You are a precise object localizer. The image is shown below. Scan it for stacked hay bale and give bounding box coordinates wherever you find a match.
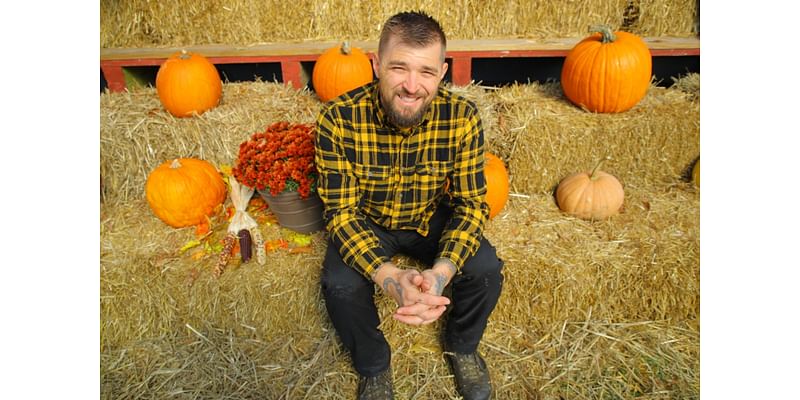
[100,74,699,399]
[100,0,699,48]
[101,1,699,398]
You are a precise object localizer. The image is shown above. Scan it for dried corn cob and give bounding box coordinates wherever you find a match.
[215,233,237,277]
[251,228,266,265]
[238,229,253,263]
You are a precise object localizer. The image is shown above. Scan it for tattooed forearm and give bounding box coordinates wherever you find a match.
[433,273,447,295]
[382,277,402,300]
[435,258,457,276]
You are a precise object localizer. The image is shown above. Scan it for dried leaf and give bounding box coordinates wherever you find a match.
[195,221,210,237]
[204,240,224,254]
[248,197,268,213]
[265,239,289,253]
[180,239,202,253]
[288,245,312,254]
[219,164,233,177]
[287,232,312,246]
[190,249,206,260]
[257,212,278,226]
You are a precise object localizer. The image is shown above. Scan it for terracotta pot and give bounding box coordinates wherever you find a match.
[258,190,325,234]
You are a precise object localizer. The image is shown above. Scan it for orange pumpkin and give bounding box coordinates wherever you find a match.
[312,41,373,102]
[560,25,652,113]
[156,50,222,117]
[485,153,510,219]
[556,158,624,219]
[145,158,227,228]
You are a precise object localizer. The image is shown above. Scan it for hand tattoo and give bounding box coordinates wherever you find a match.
[382,277,402,301]
[433,273,447,295]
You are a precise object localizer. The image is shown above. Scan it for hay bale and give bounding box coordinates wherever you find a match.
[100,0,699,48]
[488,80,700,195]
[100,82,321,205]
[100,78,699,398]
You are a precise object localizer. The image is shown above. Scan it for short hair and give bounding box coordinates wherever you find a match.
[378,11,447,59]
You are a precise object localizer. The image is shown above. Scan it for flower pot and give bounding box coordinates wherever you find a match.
[258,189,325,234]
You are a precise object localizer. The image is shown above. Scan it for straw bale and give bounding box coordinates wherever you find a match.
[101,0,699,48]
[100,81,321,205]
[101,184,698,398]
[487,80,700,195]
[101,78,699,398]
[100,81,497,206]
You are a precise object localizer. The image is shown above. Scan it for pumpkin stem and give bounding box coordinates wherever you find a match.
[170,159,182,169]
[589,156,611,180]
[179,49,191,60]
[341,41,351,55]
[589,24,617,43]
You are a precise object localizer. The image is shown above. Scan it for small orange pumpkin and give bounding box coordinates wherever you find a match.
[485,153,510,219]
[156,50,222,117]
[561,25,652,113]
[312,41,373,102]
[145,158,227,228]
[556,158,624,219]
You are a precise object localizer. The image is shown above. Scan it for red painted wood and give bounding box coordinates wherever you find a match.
[450,56,472,86]
[100,47,699,92]
[649,48,700,56]
[281,61,303,89]
[100,64,127,92]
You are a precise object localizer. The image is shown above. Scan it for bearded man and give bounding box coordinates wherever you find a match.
[314,10,504,400]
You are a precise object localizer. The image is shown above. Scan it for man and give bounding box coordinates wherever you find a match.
[314,11,504,400]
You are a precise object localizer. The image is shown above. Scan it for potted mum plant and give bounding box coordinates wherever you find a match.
[232,121,324,233]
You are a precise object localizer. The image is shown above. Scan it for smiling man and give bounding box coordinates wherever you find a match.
[314,11,504,400]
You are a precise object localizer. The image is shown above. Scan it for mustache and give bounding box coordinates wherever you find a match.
[397,88,423,98]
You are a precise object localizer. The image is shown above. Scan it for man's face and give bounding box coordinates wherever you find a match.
[373,37,448,128]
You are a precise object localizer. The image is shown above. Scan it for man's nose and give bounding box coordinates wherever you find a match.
[402,72,418,94]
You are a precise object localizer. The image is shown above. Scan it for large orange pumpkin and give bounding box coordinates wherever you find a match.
[560,25,652,113]
[145,158,227,228]
[485,153,510,219]
[312,41,373,102]
[156,50,222,117]
[556,159,624,220]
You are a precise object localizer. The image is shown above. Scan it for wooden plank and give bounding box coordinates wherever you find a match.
[100,37,699,61]
[101,37,699,92]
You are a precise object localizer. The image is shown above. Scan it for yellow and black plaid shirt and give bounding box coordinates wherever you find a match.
[314,81,489,279]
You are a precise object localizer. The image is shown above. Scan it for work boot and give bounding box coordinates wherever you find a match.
[357,367,394,400]
[445,351,492,400]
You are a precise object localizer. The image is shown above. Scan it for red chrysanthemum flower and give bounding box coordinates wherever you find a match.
[232,122,318,198]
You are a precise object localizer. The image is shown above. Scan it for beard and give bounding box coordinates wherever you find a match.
[380,86,434,129]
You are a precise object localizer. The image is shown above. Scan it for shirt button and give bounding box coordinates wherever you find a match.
[395,193,402,202]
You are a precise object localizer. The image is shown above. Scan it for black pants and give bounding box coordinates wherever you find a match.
[320,205,504,377]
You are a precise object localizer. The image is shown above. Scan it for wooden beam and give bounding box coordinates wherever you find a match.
[101,37,699,61]
[100,37,699,92]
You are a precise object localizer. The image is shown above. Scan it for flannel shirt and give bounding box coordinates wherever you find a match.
[314,81,489,279]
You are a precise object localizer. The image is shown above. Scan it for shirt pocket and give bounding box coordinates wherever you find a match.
[412,161,451,201]
[353,164,392,203]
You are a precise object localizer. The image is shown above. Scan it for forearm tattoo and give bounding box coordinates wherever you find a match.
[435,258,458,276]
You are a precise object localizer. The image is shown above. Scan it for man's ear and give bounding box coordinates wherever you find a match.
[372,53,380,78]
[440,61,449,80]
